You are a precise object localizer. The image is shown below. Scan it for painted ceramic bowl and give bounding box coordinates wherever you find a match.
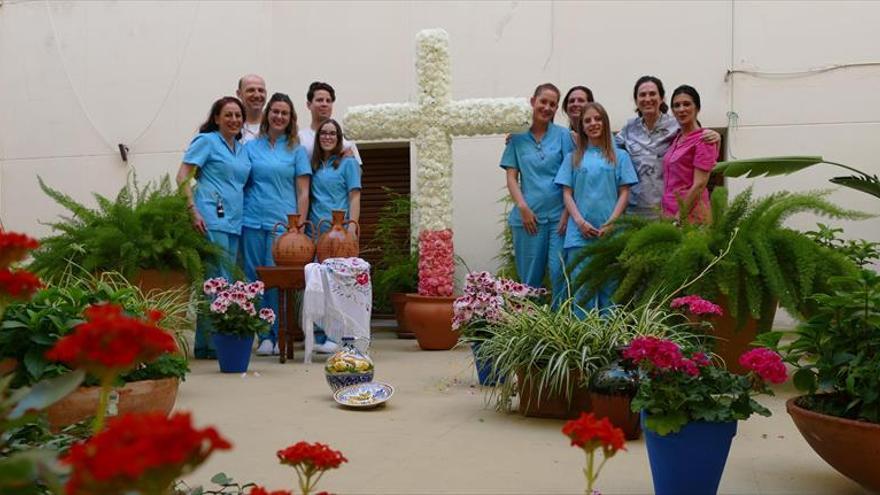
[333,382,394,409]
[325,371,374,392]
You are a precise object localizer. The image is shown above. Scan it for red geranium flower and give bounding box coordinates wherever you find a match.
[0,230,39,268]
[62,411,231,495]
[562,412,626,454]
[278,441,347,495]
[0,268,42,299]
[739,348,788,384]
[45,303,177,381]
[249,487,293,495]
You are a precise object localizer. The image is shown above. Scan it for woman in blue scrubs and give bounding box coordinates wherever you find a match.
[308,118,361,353]
[176,96,252,358]
[242,93,312,356]
[500,83,573,306]
[555,102,638,314]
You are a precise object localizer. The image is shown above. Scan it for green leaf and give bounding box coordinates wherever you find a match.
[645,411,688,436]
[715,156,824,178]
[22,350,46,381]
[210,472,232,485]
[8,370,85,419]
[792,368,817,393]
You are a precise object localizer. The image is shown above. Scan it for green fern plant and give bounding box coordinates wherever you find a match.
[568,187,868,330]
[30,174,224,284]
[368,188,417,313]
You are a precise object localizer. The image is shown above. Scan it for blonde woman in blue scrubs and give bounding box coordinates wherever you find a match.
[500,83,574,306]
[242,93,312,356]
[176,96,252,359]
[555,102,638,315]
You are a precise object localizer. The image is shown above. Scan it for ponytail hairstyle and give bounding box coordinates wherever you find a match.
[632,75,669,115]
[670,84,703,127]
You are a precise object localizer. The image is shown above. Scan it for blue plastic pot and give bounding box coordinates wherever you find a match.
[641,411,737,495]
[471,342,504,386]
[213,333,254,373]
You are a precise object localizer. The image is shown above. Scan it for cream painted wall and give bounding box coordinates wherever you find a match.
[1,1,878,281]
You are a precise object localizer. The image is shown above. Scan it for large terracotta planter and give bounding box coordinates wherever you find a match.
[390,292,415,339]
[405,294,458,350]
[45,377,179,430]
[0,358,17,376]
[133,269,190,295]
[700,296,777,374]
[787,396,880,492]
[517,369,591,419]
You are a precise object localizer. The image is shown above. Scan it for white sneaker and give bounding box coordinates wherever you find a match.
[313,341,339,354]
[272,343,280,355]
[256,339,274,356]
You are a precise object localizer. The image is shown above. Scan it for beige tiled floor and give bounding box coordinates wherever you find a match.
[177,331,869,495]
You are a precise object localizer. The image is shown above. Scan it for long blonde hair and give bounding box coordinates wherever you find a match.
[573,102,616,167]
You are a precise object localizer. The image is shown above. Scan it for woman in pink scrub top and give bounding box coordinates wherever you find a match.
[662,85,718,224]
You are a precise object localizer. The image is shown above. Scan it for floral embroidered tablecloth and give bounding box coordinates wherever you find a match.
[301,257,372,363]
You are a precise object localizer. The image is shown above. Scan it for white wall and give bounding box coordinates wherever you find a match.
[1,1,878,279]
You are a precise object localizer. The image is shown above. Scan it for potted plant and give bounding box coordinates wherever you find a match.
[568,186,864,369]
[625,336,787,495]
[367,189,419,338]
[202,277,275,373]
[478,297,693,419]
[759,265,880,492]
[0,269,190,430]
[405,229,458,350]
[30,174,225,292]
[454,271,546,385]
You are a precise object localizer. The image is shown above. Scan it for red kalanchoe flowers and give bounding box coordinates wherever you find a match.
[0,268,42,299]
[739,348,788,384]
[249,487,293,495]
[61,411,231,495]
[45,303,177,380]
[0,230,39,268]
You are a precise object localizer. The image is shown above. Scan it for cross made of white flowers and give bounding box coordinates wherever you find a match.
[344,28,530,297]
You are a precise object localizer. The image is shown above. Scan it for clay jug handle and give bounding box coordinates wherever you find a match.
[344,219,360,238]
[271,221,287,238]
[317,218,330,236]
[302,220,317,242]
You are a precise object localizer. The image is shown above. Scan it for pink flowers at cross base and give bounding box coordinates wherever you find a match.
[417,229,454,297]
[739,348,788,384]
[671,295,723,317]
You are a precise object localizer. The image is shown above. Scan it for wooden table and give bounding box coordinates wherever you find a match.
[255,266,305,363]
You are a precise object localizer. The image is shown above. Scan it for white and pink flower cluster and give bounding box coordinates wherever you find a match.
[452,271,547,330]
[202,277,275,324]
[418,229,455,297]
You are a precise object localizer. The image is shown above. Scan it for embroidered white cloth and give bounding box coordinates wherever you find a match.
[301,257,372,363]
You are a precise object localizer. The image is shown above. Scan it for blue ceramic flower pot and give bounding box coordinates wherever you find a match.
[471,342,504,386]
[641,411,737,495]
[213,333,254,373]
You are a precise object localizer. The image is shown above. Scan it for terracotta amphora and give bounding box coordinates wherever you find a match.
[316,210,359,262]
[272,213,316,267]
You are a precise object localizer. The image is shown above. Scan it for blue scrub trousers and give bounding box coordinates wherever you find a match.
[565,247,616,318]
[194,230,240,358]
[241,227,280,344]
[512,221,566,308]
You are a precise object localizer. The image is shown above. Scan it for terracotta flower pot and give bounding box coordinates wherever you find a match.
[405,294,458,350]
[45,377,180,431]
[589,392,641,440]
[787,396,880,492]
[133,269,190,295]
[695,296,777,374]
[390,292,415,339]
[0,358,18,376]
[517,368,591,419]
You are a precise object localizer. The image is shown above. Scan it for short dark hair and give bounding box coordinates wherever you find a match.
[307,82,336,103]
[633,75,669,115]
[199,96,245,140]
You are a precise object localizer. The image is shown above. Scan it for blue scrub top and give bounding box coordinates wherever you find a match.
[182,131,251,235]
[500,123,574,226]
[308,156,362,233]
[554,147,639,249]
[242,136,312,230]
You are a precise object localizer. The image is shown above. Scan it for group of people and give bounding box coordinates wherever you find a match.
[501,76,719,313]
[176,75,362,359]
[180,73,718,359]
